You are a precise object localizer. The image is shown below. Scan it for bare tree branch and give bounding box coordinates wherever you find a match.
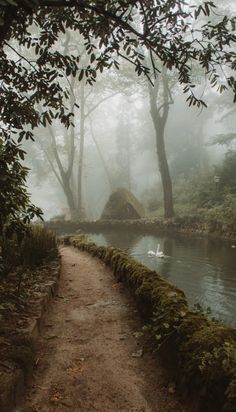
[85,92,120,119]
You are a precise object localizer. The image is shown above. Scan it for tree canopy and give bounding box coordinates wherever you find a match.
[0,0,235,232]
[1,2,236,111]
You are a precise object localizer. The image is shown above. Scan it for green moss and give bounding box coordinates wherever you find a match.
[176,315,236,411]
[178,316,236,375]
[101,188,145,220]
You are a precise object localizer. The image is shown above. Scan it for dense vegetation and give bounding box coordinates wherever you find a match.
[1,224,57,276]
[147,147,236,232]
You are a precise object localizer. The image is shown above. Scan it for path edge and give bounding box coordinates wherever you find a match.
[0,257,61,412]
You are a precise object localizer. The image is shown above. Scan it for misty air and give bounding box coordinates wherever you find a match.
[1,1,236,412]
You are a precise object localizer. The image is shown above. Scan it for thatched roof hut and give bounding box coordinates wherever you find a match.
[101,188,145,220]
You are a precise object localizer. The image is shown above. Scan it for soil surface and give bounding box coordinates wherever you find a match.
[15,246,187,412]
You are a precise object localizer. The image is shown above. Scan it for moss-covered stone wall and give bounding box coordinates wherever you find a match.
[66,234,236,412]
[47,218,236,240]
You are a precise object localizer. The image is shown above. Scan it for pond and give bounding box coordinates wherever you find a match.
[85,230,236,327]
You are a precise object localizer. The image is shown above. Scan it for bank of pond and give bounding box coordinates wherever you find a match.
[65,234,236,412]
[89,231,236,328]
[47,219,236,327]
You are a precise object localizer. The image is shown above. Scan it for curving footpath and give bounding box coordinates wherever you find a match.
[14,246,187,412]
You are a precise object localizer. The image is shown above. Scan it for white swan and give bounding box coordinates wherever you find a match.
[147,244,164,258]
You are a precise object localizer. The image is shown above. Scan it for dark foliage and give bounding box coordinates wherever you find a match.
[0,139,43,239]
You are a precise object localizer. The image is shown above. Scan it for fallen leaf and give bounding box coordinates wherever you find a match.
[131,349,143,358]
[62,400,73,408]
[37,385,48,390]
[50,391,63,403]
[112,282,123,289]
[0,361,15,370]
[167,291,177,298]
[133,331,143,338]
[180,311,186,318]
[168,383,176,394]
[45,334,59,340]
[66,365,84,376]
[119,336,126,341]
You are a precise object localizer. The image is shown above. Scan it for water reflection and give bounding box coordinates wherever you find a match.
[104,231,141,252]
[87,231,236,326]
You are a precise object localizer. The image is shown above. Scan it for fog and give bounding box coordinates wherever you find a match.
[24,72,235,220]
[18,1,235,222]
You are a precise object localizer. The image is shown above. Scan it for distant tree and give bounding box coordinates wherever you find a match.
[211,132,236,148]
[148,67,175,217]
[27,31,121,219]
[31,77,120,219]
[112,111,132,191]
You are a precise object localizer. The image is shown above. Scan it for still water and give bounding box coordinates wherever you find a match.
[86,230,236,326]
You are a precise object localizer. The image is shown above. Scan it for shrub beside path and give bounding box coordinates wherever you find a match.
[15,246,187,412]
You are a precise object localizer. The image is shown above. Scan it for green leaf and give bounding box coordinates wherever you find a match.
[78,70,84,81]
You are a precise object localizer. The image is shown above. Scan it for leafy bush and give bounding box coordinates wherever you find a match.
[217,150,236,194]
[20,225,57,267]
[187,172,224,209]
[205,194,236,225]
[171,150,236,227]
[0,139,43,240]
[185,151,236,210]
[1,225,57,275]
[0,139,45,275]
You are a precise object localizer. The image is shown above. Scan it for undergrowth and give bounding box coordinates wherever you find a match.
[1,224,57,276]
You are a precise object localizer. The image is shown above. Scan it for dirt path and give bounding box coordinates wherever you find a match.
[15,246,187,412]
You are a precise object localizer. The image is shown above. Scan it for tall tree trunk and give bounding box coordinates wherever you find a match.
[148,71,174,218]
[62,177,77,220]
[77,78,85,218]
[151,116,174,218]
